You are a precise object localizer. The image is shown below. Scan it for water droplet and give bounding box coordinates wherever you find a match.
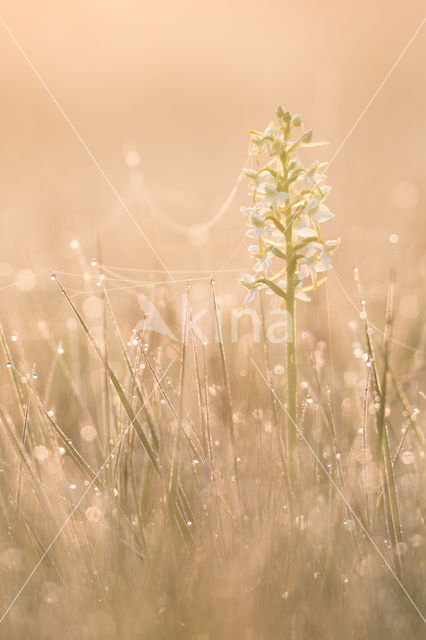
[50,273,57,281]
[69,484,77,490]
[57,343,64,355]
[70,239,79,250]
[6,361,12,368]
[90,258,97,267]
[10,335,18,342]
[210,278,216,286]
[389,233,399,244]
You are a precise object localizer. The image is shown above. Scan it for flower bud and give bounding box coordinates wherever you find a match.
[276,106,291,123]
[301,129,313,143]
[292,114,302,127]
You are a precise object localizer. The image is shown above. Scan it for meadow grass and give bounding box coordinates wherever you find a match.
[0,259,425,639]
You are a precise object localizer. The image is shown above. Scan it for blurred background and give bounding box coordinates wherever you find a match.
[0,0,425,337]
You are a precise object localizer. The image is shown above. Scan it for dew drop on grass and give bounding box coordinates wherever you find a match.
[90,258,97,267]
[389,234,399,244]
[70,239,79,249]
[6,361,12,368]
[57,343,64,355]
[10,335,18,342]
[69,484,77,490]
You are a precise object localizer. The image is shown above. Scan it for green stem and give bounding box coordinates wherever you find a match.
[285,228,297,484]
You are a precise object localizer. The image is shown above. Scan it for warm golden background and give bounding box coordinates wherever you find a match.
[0,1,425,318]
[1,6,426,638]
